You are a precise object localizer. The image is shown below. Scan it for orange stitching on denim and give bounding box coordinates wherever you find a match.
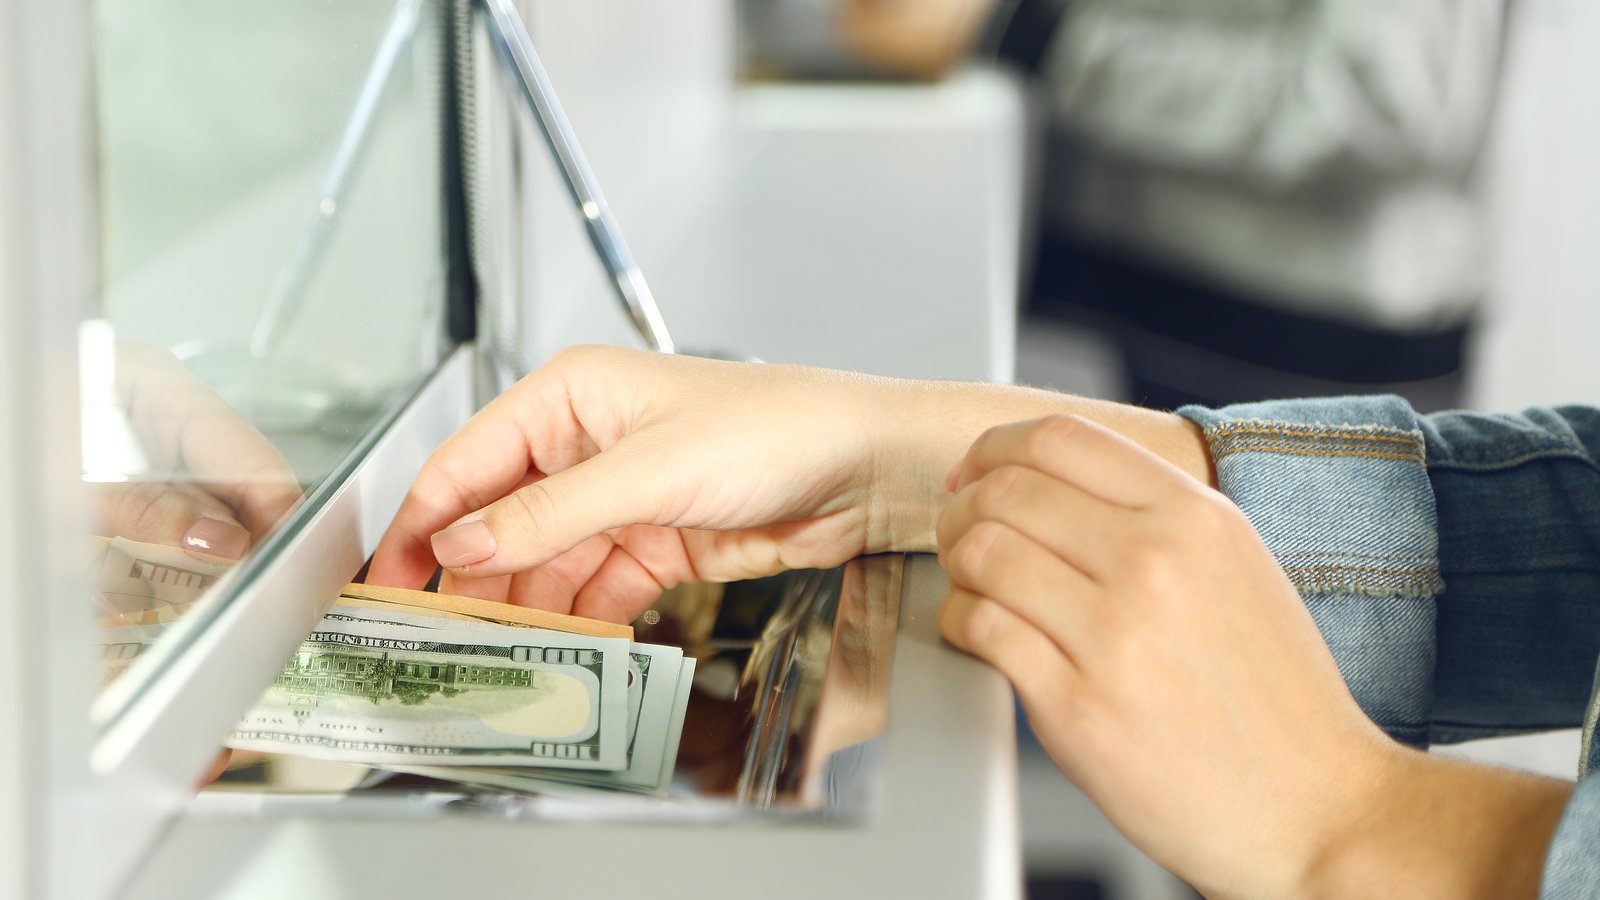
[1282,563,1442,596]
[1213,445,1423,464]
[1206,422,1419,445]
[1206,422,1425,465]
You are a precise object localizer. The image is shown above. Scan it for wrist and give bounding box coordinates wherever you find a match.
[1297,741,1574,900]
[861,381,1216,553]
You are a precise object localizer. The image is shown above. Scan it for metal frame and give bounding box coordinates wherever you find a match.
[93,346,476,888]
[0,0,109,896]
[0,4,482,895]
[478,0,676,354]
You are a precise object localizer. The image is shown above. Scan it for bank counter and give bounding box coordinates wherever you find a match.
[0,2,1026,898]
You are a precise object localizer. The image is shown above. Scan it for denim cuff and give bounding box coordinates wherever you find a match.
[1177,396,1442,745]
[1542,774,1600,898]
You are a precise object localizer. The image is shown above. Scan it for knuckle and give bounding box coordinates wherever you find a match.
[423,458,492,516]
[943,593,1003,651]
[544,343,620,380]
[503,483,557,536]
[1173,484,1230,523]
[950,520,1009,583]
[131,487,198,538]
[1022,414,1081,465]
[972,465,1028,514]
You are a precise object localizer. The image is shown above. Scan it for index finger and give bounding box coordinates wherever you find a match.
[365,357,621,587]
[367,409,546,588]
[953,414,1190,508]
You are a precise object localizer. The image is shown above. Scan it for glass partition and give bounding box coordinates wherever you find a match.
[87,0,460,702]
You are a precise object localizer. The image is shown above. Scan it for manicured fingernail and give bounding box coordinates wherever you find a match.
[182,516,249,560]
[431,520,496,568]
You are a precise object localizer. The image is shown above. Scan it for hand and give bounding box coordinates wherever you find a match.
[368,346,948,622]
[937,414,1575,897]
[836,0,998,80]
[937,414,1399,895]
[96,342,300,560]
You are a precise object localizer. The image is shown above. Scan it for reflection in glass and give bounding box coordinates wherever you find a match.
[87,0,457,695]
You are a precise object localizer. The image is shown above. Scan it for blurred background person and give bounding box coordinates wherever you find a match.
[822,0,1510,411]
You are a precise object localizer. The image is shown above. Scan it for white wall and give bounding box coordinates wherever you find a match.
[1472,0,1600,410]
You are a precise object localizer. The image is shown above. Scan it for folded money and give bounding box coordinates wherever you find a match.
[230,590,696,794]
[228,615,632,770]
[397,647,696,796]
[91,538,696,792]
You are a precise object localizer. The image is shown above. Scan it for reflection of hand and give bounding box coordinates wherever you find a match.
[936,415,1573,896]
[368,346,1208,623]
[835,0,998,80]
[97,342,300,560]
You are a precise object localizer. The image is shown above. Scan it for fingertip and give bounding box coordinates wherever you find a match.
[431,519,497,569]
[182,516,250,561]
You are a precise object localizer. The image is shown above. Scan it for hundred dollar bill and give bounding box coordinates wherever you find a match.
[399,654,696,796]
[328,603,675,768]
[324,603,652,752]
[228,617,630,770]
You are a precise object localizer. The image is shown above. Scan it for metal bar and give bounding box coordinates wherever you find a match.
[249,0,424,358]
[478,0,676,354]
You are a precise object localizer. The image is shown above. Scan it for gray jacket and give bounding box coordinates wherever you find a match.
[1034,0,1508,329]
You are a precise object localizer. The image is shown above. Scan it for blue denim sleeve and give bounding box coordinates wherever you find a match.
[1178,398,1600,740]
[1177,396,1446,745]
[1177,398,1600,899]
[1419,406,1600,741]
[1543,772,1600,899]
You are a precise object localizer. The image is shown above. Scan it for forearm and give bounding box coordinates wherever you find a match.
[866,379,1213,553]
[1306,746,1573,899]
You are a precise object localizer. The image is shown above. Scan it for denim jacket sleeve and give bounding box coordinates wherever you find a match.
[1176,397,1600,899]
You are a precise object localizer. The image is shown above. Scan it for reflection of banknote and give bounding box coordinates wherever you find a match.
[94,622,170,688]
[228,618,631,770]
[93,536,232,626]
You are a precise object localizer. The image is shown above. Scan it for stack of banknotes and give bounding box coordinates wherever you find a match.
[225,584,697,796]
[92,537,695,796]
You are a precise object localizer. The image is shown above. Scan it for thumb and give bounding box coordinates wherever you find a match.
[428,444,662,579]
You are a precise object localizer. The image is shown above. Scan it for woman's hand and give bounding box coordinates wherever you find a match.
[368,347,928,621]
[936,413,1401,896]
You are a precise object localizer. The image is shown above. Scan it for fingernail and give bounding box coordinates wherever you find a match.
[431,520,496,568]
[182,517,249,560]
